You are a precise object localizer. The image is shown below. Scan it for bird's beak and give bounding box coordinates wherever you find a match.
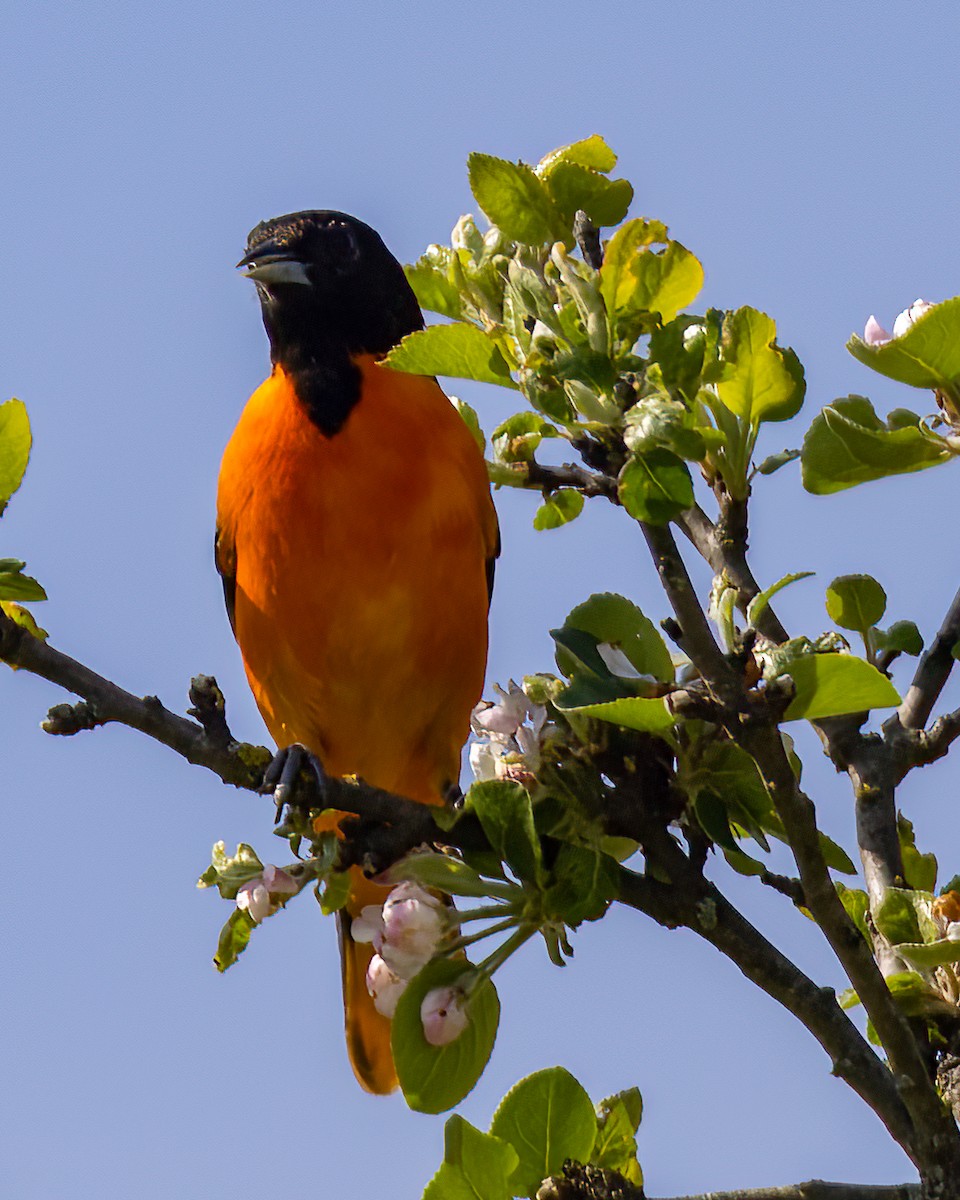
[237,242,311,286]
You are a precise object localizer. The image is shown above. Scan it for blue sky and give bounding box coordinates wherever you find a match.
[4,3,960,1195]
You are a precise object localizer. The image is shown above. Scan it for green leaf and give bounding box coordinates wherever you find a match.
[405,259,464,321]
[896,939,960,968]
[801,396,952,495]
[0,398,31,515]
[847,298,960,393]
[560,592,674,682]
[694,791,739,852]
[451,397,486,453]
[543,844,620,926]
[534,489,584,531]
[899,814,938,893]
[388,850,518,902]
[0,600,48,642]
[537,135,618,176]
[722,846,767,876]
[394,960,500,1115]
[836,883,871,943]
[618,448,694,524]
[213,909,255,972]
[781,653,901,721]
[825,574,887,633]
[0,567,47,602]
[543,162,633,230]
[422,1116,518,1200]
[384,324,517,389]
[875,620,924,658]
[490,1067,598,1199]
[884,971,960,1019]
[716,308,805,426]
[317,869,351,915]
[468,153,564,245]
[197,840,264,900]
[465,780,543,885]
[627,242,704,325]
[755,448,801,476]
[746,571,814,629]
[492,412,558,463]
[593,1089,643,1186]
[874,888,923,946]
[553,693,675,734]
[599,219,669,314]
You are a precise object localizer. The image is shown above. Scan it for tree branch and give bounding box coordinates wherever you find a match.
[644,1184,920,1200]
[895,584,960,732]
[487,458,618,500]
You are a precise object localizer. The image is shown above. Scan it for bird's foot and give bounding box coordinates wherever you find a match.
[261,742,328,820]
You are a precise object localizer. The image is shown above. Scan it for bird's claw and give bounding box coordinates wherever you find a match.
[262,742,327,820]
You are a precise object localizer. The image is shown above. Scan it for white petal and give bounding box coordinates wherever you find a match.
[863,315,891,346]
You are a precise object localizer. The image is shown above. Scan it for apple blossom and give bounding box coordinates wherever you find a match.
[420,984,469,1046]
[235,865,299,924]
[863,299,935,346]
[365,954,407,1018]
[469,680,549,783]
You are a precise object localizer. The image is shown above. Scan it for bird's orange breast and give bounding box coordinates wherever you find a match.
[216,356,496,806]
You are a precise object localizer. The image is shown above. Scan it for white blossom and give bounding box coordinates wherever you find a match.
[420,985,469,1046]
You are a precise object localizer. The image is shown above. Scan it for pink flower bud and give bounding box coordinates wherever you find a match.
[381,883,449,979]
[863,315,892,346]
[236,879,273,923]
[261,865,299,895]
[421,985,469,1046]
[235,865,299,923]
[365,954,407,1018]
[892,298,934,339]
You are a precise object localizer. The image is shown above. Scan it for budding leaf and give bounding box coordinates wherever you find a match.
[422,1116,518,1200]
[593,1088,643,1186]
[384,324,517,389]
[875,620,924,658]
[755,448,801,476]
[898,815,938,893]
[468,153,564,245]
[198,841,264,900]
[717,308,805,426]
[782,654,900,721]
[801,396,951,494]
[835,884,871,943]
[618,449,694,524]
[825,574,887,633]
[533,489,584,531]
[490,1067,598,1200]
[394,960,500,1115]
[0,600,48,642]
[0,398,31,516]
[847,297,960,393]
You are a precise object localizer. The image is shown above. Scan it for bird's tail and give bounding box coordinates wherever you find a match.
[337,872,398,1095]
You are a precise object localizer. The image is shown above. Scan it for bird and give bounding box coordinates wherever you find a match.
[215,210,499,1093]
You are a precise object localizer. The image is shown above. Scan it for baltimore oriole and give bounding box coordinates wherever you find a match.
[215,211,499,1093]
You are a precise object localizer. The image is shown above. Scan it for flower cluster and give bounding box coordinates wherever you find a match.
[469,680,549,785]
[352,882,467,1044]
[235,864,300,923]
[863,298,934,346]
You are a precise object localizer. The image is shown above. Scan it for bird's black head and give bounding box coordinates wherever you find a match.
[239,210,424,362]
[238,211,424,434]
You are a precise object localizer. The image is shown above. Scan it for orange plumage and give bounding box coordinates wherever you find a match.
[216,212,497,1092]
